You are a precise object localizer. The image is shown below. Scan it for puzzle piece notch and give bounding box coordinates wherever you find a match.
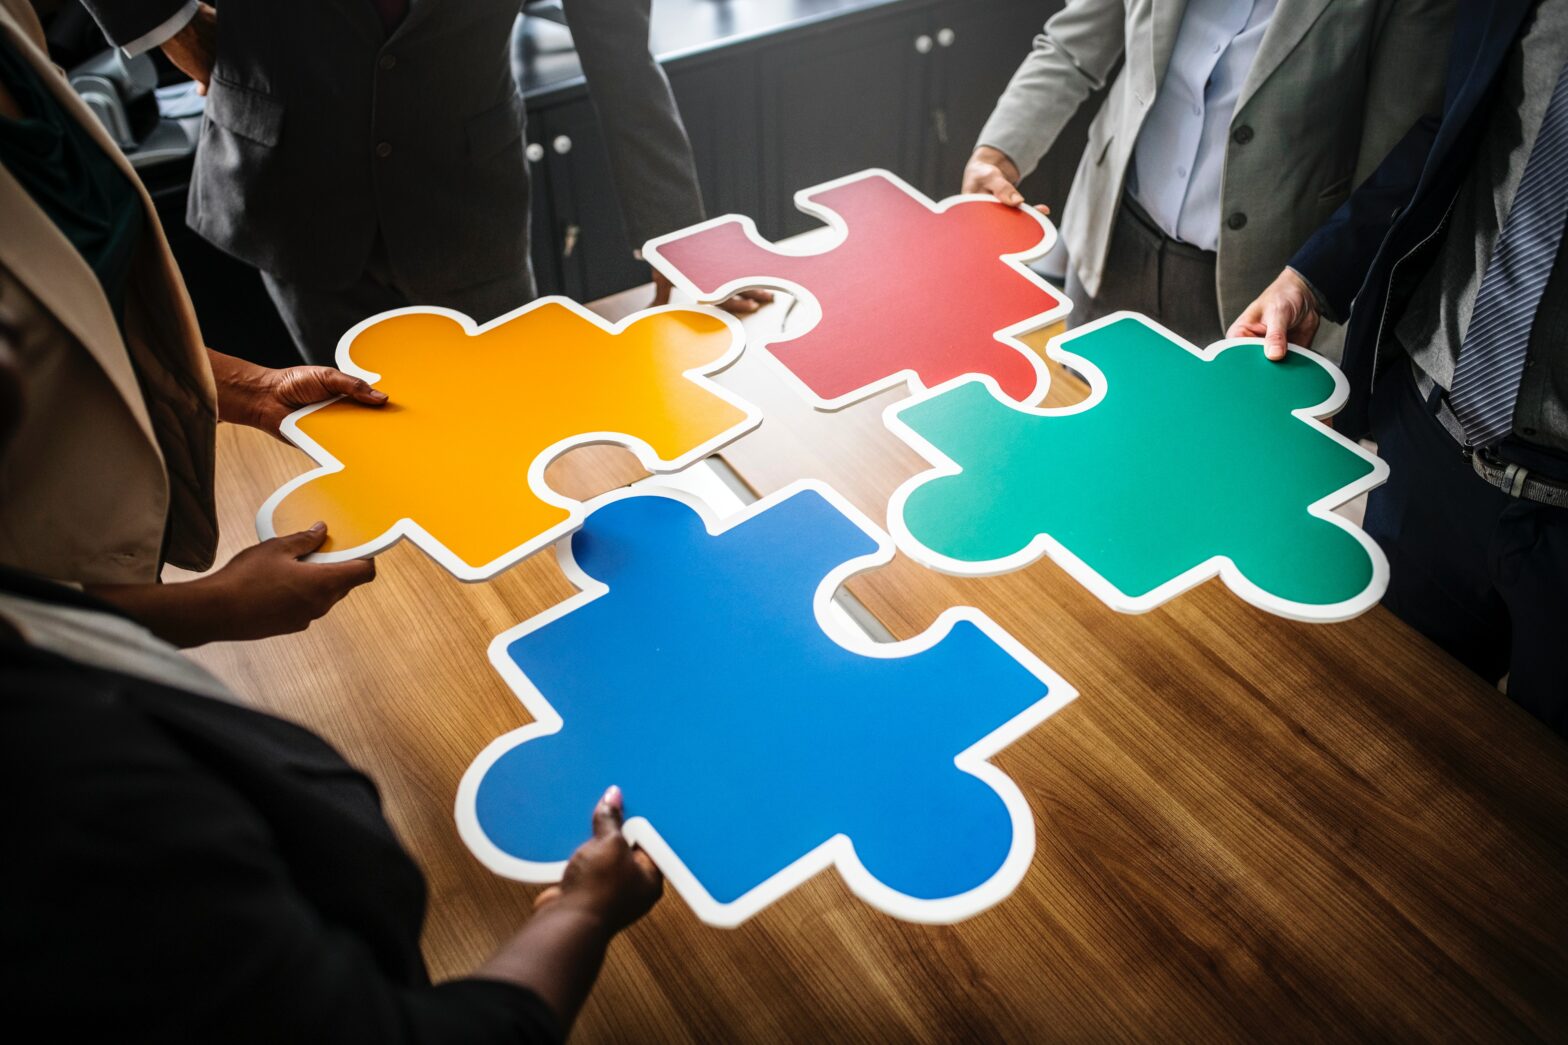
[461,485,1071,923]
[889,315,1389,619]
[259,300,759,578]
[646,169,1067,408]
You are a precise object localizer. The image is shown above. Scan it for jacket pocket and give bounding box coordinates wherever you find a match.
[205,77,285,148]
[467,95,525,160]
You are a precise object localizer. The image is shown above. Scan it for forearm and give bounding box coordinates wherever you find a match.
[565,0,705,242]
[1353,0,1456,187]
[470,902,615,1034]
[1289,113,1441,320]
[976,0,1127,179]
[207,348,273,427]
[85,579,221,648]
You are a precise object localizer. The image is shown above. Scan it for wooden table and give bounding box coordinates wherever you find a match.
[178,284,1568,1041]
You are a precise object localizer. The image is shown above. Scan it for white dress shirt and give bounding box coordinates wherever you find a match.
[1129,0,1278,251]
[120,0,198,57]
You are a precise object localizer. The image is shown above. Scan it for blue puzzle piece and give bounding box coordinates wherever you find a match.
[456,482,1075,926]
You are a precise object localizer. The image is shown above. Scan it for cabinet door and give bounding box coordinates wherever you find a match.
[524,115,563,297]
[757,8,934,239]
[927,0,1096,207]
[532,97,652,303]
[668,55,763,226]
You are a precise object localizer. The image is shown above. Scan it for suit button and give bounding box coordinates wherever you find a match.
[379,53,397,71]
[1232,124,1254,144]
[376,141,393,158]
[1227,211,1248,230]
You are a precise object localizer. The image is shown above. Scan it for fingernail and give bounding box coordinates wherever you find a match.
[603,784,622,806]
[370,390,389,402]
[310,521,327,533]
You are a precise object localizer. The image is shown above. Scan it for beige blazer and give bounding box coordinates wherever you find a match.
[978,0,1456,354]
[0,0,218,585]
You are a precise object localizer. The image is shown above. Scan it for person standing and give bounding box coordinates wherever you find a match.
[77,0,768,365]
[1230,0,1568,735]
[2,0,379,644]
[962,0,1455,351]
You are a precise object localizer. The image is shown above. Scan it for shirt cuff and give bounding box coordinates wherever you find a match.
[121,0,199,59]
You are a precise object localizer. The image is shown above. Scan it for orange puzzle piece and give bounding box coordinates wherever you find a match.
[257,300,761,580]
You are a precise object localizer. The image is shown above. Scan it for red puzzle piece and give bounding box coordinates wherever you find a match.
[644,169,1070,410]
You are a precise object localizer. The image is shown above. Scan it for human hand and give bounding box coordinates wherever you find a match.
[190,525,376,642]
[963,146,1051,217]
[162,2,217,96]
[533,785,663,935]
[650,268,774,315]
[1227,268,1322,361]
[210,350,388,439]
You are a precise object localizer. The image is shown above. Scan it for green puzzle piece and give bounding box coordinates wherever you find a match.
[886,314,1390,622]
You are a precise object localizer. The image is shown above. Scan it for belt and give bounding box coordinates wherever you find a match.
[1119,194,1218,264]
[1412,362,1568,508]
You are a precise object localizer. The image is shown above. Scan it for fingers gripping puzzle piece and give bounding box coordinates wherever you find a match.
[456,484,1075,926]
[257,300,760,580]
[887,314,1391,622]
[644,169,1069,409]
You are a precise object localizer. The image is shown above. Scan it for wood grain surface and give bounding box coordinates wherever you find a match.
[174,285,1568,1042]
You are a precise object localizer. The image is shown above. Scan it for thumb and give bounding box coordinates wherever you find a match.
[320,369,389,406]
[592,785,624,840]
[1262,301,1292,362]
[275,521,329,557]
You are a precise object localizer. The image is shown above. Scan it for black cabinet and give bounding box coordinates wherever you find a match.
[923,0,1101,211]
[526,98,649,302]
[526,51,770,302]
[754,7,931,239]
[525,0,1082,301]
[924,0,1044,195]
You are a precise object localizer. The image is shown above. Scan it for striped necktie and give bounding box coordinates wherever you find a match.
[368,0,409,35]
[1449,61,1568,450]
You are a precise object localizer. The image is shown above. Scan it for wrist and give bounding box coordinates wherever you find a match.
[971,145,1020,183]
[1284,267,1328,318]
[534,894,618,944]
[208,349,276,429]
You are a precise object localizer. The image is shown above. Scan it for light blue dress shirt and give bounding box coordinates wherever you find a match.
[1129,0,1278,251]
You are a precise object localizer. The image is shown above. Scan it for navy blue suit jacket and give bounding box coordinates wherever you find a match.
[1290,0,1536,437]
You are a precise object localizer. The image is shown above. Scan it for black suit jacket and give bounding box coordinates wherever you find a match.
[0,570,558,1043]
[79,0,704,294]
[1289,0,1536,437]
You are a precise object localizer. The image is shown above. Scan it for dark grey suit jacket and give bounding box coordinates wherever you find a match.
[83,0,705,294]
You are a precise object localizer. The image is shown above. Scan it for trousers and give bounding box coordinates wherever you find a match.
[1365,363,1568,736]
[1065,196,1224,346]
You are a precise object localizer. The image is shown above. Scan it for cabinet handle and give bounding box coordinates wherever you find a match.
[914,33,933,54]
[552,134,573,155]
[937,27,956,47]
[525,142,545,163]
[563,223,580,259]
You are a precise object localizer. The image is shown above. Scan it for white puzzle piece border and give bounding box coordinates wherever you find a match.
[255,298,763,582]
[883,312,1392,623]
[642,168,1073,412]
[455,478,1078,928]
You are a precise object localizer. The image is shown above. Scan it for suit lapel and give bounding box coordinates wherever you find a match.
[1234,0,1334,114]
[388,0,450,44]
[0,11,161,449]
